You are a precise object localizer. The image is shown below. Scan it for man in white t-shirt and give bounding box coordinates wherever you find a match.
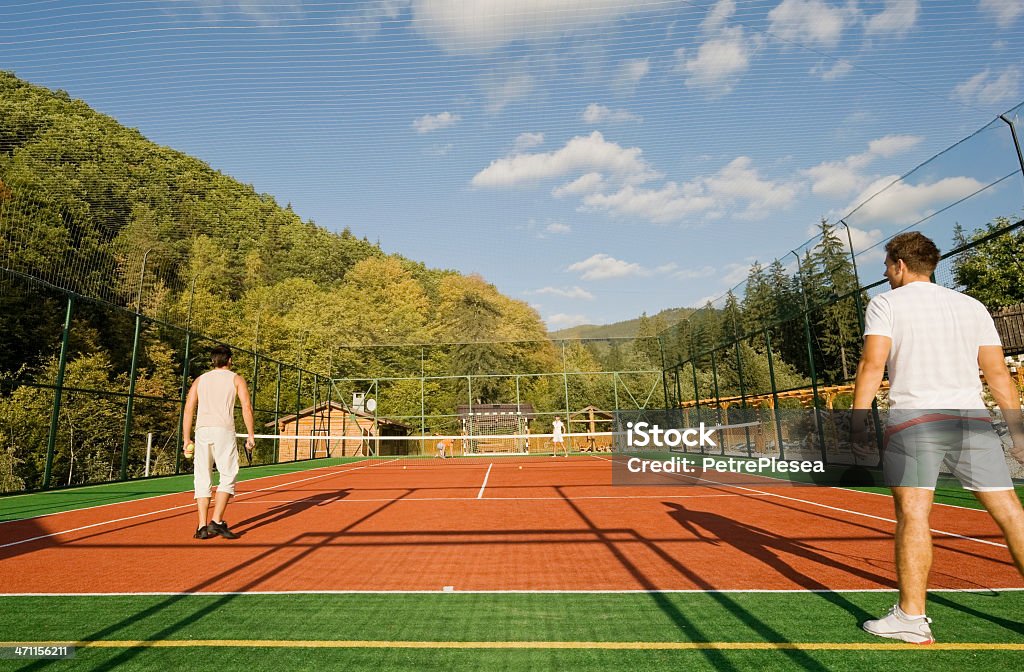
[851,232,1024,643]
[551,416,567,457]
[182,345,256,540]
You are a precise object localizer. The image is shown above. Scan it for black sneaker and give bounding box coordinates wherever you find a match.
[193,525,212,540]
[207,520,240,539]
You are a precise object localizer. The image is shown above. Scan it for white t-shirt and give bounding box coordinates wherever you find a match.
[863,281,1001,409]
[551,420,564,442]
[196,369,238,430]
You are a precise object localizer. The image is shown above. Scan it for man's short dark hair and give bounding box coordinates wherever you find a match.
[884,232,940,275]
[211,345,232,368]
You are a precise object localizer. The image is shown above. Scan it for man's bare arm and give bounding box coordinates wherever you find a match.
[850,335,891,454]
[236,375,256,449]
[182,380,199,445]
[978,345,1024,462]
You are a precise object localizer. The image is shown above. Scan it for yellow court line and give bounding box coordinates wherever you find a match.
[5,640,1024,651]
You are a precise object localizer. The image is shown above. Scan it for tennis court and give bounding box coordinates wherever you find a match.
[2,454,1023,670]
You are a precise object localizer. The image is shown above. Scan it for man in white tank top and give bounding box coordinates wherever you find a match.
[182,345,256,540]
[851,232,1024,643]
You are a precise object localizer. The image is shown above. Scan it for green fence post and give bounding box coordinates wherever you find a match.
[120,313,142,481]
[175,331,192,475]
[765,329,785,460]
[294,368,302,462]
[274,362,282,464]
[43,295,74,490]
[658,335,669,409]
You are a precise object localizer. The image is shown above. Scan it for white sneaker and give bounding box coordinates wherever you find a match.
[862,605,934,644]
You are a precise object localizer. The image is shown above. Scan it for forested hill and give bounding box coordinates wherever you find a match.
[0,71,552,379]
[550,307,693,341]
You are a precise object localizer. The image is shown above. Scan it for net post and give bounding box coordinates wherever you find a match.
[43,295,74,490]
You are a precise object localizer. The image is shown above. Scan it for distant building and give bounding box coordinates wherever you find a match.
[270,400,411,460]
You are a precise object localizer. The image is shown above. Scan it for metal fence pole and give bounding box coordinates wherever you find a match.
[274,362,282,464]
[120,313,142,481]
[764,329,786,459]
[43,295,74,490]
[175,331,192,475]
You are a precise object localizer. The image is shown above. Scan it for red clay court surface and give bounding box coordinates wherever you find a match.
[1,455,1022,595]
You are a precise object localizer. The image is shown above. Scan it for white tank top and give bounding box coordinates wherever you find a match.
[196,369,237,429]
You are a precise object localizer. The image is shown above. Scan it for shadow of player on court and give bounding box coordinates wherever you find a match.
[231,488,353,534]
[663,500,881,623]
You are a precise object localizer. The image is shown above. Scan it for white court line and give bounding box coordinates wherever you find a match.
[585,454,1010,550]
[477,464,493,500]
[667,470,1013,550]
[0,460,392,551]
[2,587,1022,597]
[231,493,770,504]
[0,458,375,526]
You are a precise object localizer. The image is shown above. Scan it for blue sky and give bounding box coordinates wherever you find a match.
[2,0,1023,329]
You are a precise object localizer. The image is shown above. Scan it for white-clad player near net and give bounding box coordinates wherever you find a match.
[551,416,567,457]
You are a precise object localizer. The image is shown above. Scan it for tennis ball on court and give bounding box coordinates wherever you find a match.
[518,465,522,470]
[403,466,407,470]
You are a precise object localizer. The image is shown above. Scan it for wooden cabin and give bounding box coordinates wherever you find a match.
[270,400,411,460]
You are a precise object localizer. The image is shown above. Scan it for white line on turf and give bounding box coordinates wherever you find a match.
[0,460,391,550]
[477,464,493,499]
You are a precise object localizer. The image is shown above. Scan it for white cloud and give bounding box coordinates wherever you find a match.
[845,175,988,226]
[811,59,853,81]
[613,58,650,94]
[952,65,1022,106]
[514,132,545,151]
[547,313,591,328]
[336,0,406,39]
[471,131,660,187]
[567,253,650,280]
[545,222,572,234]
[979,0,1024,27]
[722,262,752,286]
[483,72,535,114]
[804,134,922,198]
[702,0,736,33]
[582,103,642,124]
[845,225,884,255]
[552,172,607,197]
[412,111,461,133]
[582,183,717,223]
[187,0,305,26]
[676,27,756,94]
[582,156,797,223]
[865,0,919,36]
[867,134,922,157]
[533,286,594,300]
[412,0,655,53]
[768,0,854,48]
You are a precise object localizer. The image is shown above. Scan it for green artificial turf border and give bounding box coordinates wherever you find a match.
[1,592,1022,671]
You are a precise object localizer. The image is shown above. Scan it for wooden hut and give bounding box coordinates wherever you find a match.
[270,401,411,460]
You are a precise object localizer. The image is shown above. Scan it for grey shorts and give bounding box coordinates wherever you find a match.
[883,411,1013,491]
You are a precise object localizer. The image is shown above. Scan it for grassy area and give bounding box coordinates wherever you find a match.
[0,458,365,522]
[0,592,1021,670]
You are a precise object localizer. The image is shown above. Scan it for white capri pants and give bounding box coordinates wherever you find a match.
[193,426,240,499]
